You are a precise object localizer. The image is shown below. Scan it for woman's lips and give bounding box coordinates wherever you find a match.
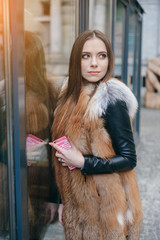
[88,71,100,75]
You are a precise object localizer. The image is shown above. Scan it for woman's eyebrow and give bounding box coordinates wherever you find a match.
[82,51,107,54]
[98,51,107,54]
[82,51,90,54]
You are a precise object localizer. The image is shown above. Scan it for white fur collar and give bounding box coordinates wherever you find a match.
[85,78,138,119]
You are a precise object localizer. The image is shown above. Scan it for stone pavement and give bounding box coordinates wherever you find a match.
[43,107,160,240]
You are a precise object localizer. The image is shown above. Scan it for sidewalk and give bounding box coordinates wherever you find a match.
[136,107,160,240]
[43,107,160,240]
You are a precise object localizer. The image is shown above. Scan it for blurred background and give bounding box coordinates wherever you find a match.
[0,0,160,239]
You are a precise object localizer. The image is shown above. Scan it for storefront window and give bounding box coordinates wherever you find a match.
[0,0,10,238]
[114,1,126,79]
[24,0,77,239]
[89,0,111,40]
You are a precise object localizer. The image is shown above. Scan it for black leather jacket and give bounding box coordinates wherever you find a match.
[81,100,137,175]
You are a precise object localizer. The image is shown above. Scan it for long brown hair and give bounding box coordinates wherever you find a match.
[25,31,48,101]
[63,29,114,104]
[25,31,50,135]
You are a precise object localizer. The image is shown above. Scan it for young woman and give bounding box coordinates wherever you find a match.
[50,30,143,240]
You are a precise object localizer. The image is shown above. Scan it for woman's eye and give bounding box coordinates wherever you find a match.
[82,54,90,59]
[99,54,107,59]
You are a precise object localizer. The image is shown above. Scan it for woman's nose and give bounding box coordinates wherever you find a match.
[91,57,98,67]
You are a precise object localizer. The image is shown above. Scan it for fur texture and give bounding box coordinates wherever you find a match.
[85,78,138,120]
[52,78,143,240]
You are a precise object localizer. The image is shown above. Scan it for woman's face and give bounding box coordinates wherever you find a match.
[81,37,109,83]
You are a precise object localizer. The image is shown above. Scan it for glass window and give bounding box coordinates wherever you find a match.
[24,0,77,239]
[0,0,10,238]
[89,0,111,40]
[134,18,141,97]
[114,1,126,79]
[127,8,136,90]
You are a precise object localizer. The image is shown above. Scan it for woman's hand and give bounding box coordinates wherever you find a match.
[58,204,64,225]
[49,141,85,168]
[45,202,58,224]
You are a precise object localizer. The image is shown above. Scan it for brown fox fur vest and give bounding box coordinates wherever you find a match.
[52,78,143,240]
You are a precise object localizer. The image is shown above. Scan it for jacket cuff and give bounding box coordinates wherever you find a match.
[81,154,114,175]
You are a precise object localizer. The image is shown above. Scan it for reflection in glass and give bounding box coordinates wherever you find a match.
[89,0,111,40]
[0,0,10,238]
[25,31,53,239]
[24,1,76,239]
[114,1,125,79]
[24,0,76,76]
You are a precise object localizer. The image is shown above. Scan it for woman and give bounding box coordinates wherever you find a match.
[50,30,143,240]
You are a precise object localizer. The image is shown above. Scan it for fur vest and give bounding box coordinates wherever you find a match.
[52,78,143,240]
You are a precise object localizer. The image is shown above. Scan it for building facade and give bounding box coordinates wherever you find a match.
[139,0,160,76]
[0,0,143,239]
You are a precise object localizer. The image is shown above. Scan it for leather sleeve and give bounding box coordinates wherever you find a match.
[49,183,62,204]
[48,159,62,204]
[81,100,137,175]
